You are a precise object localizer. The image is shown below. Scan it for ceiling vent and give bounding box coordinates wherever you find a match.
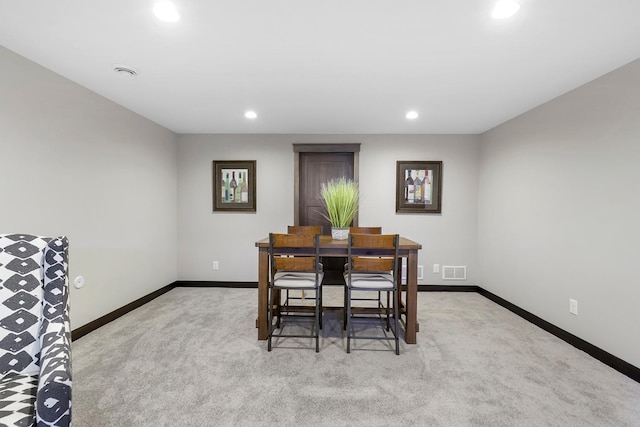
[113,66,138,77]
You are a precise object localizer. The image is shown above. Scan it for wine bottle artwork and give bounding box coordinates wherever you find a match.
[224,172,230,202]
[220,169,250,204]
[240,171,249,202]
[423,170,432,203]
[405,169,415,203]
[221,174,227,202]
[414,171,423,203]
[229,171,237,202]
[236,172,242,203]
[237,172,249,203]
[396,161,442,214]
[214,161,256,212]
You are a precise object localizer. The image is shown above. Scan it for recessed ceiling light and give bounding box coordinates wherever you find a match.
[153,1,180,22]
[244,111,258,119]
[491,0,520,19]
[405,111,419,120]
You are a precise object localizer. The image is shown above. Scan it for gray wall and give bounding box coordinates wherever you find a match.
[478,59,640,367]
[3,42,638,369]
[177,134,480,284]
[0,46,178,329]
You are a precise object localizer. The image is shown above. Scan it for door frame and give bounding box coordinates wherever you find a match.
[293,143,361,226]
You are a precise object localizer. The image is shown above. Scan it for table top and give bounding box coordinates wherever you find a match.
[255,235,421,250]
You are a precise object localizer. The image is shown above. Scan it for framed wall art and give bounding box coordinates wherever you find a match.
[213,160,256,212]
[396,161,443,214]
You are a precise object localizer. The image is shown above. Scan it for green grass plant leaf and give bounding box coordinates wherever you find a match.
[320,178,359,227]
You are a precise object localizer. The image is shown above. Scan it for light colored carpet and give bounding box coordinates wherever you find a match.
[72,287,640,426]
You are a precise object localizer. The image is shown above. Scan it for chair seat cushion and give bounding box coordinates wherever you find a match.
[348,271,393,280]
[0,373,37,427]
[274,271,324,289]
[274,271,316,279]
[345,272,394,290]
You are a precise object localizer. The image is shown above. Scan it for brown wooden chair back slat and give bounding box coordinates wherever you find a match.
[274,256,315,271]
[271,232,317,249]
[347,233,399,273]
[352,257,394,272]
[287,225,323,235]
[350,233,396,249]
[349,226,382,234]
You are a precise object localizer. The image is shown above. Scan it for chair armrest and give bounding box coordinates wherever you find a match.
[36,237,71,427]
[37,322,72,426]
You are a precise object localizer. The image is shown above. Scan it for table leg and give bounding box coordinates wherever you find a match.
[258,247,269,340]
[405,250,418,344]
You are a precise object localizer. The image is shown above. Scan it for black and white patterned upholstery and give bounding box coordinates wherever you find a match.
[0,234,71,427]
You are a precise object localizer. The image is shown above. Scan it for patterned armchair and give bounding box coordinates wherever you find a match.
[0,234,71,427]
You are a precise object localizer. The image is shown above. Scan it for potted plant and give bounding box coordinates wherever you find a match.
[320,177,359,240]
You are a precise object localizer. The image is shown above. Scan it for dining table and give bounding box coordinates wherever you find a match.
[255,234,422,344]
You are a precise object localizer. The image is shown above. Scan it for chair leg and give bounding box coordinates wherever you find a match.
[315,286,320,353]
[346,286,352,353]
[268,286,274,352]
[319,287,323,330]
[343,284,348,330]
[386,290,391,331]
[276,289,282,328]
[394,287,400,355]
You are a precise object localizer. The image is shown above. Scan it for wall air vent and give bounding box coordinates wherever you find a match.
[442,265,467,281]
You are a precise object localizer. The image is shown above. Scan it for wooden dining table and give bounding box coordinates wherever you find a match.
[255,235,422,344]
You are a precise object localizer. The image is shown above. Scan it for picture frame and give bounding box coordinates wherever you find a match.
[396,161,443,214]
[213,160,256,212]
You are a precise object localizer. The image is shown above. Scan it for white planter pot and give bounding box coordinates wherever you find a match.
[331,227,349,240]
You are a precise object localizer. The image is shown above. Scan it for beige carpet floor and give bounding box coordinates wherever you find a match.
[72,287,640,426]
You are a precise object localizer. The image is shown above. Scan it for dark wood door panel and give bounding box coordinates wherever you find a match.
[300,152,354,232]
[305,161,349,203]
[305,207,328,230]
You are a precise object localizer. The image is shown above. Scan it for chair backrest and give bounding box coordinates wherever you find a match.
[269,233,321,275]
[347,233,399,274]
[287,225,323,235]
[0,234,69,376]
[349,226,381,234]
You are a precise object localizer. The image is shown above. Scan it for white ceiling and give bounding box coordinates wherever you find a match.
[1,1,640,134]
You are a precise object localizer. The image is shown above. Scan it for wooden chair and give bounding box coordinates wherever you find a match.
[341,227,383,328]
[282,226,323,325]
[268,233,324,352]
[344,233,400,354]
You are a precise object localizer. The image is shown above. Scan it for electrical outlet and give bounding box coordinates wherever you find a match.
[433,264,440,274]
[569,299,578,315]
[212,261,219,271]
[418,265,424,280]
